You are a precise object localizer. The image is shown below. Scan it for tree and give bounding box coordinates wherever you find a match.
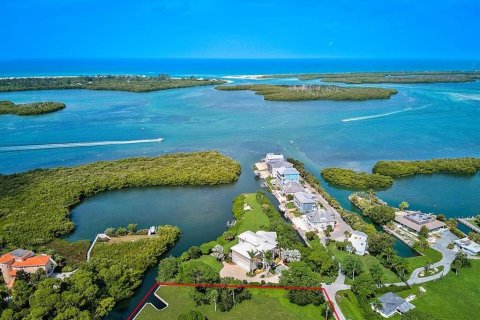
[305,231,317,241]
[419,225,429,239]
[342,256,363,281]
[367,233,394,256]
[210,289,219,311]
[279,262,324,306]
[343,230,351,240]
[352,273,375,298]
[157,257,179,281]
[369,264,384,287]
[178,261,220,284]
[281,249,301,263]
[247,250,258,271]
[187,246,202,260]
[324,225,333,238]
[399,201,409,210]
[211,244,224,261]
[453,259,462,275]
[365,205,395,225]
[475,214,480,226]
[127,223,137,234]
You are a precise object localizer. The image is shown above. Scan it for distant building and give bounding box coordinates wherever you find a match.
[293,192,317,213]
[395,211,446,234]
[276,167,300,185]
[373,292,415,318]
[230,231,278,271]
[348,231,368,256]
[305,208,336,230]
[0,249,56,288]
[264,153,284,164]
[267,160,294,176]
[454,237,480,256]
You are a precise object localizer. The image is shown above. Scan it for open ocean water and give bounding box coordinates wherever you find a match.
[0,58,479,318]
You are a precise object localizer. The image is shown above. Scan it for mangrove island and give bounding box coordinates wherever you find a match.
[0,100,66,116]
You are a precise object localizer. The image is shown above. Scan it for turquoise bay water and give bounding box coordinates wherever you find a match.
[1,59,479,318]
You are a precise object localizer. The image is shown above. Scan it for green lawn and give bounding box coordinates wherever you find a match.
[328,243,401,284]
[136,286,326,320]
[337,290,369,320]
[405,246,442,273]
[340,261,480,320]
[194,255,223,273]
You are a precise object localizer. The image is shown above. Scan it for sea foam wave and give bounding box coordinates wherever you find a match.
[342,104,432,122]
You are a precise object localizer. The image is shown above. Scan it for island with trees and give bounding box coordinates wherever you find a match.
[260,71,480,84]
[215,84,397,101]
[321,167,393,189]
[0,75,225,93]
[0,100,65,115]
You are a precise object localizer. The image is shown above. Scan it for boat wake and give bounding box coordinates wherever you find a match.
[448,93,480,101]
[0,138,164,153]
[341,104,432,122]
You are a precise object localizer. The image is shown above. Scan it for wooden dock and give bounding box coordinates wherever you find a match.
[458,218,480,233]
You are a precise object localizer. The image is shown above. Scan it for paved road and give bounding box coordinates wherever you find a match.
[322,269,351,320]
[389,230,458,286]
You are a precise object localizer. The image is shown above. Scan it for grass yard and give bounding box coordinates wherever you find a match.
[337,290,369,320]
[405,246,442,273]
[339,261,480,320]
[194,255,223,273]
[136,286,326,320]
[328,243,401,283]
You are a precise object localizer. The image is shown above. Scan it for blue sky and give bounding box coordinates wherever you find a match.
[1,0,479,59]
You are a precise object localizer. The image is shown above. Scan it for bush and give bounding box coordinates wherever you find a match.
[305,231,317,241]
[200,241,217,255]
[364,205,395,225]
[321,168,392,189]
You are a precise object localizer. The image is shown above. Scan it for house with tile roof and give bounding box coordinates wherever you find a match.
[0,249,57,288]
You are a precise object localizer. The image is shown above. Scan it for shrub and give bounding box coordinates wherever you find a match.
[321,168,392,189]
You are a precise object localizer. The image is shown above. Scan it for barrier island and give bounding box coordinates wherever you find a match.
[321,167,393,189]
[0,100,65,115]
[0,75,225,93]
[261,71,480,84]
[216,84,397,101]
[0,151,241,248]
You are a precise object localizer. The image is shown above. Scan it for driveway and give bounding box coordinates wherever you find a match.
[220,262,280,283]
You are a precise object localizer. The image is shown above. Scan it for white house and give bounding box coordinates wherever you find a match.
[268,160,294,176]
[276,167,300,184]
[294,192,317,213]
[305,209,335,230]
[348,231,368,256]
[230,231,278,271]
[454,237,480,256]
[264,153,284,164]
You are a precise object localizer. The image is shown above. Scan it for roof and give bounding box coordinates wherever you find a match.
[294,192,316,204]
[278,167,299,175]
[351,230,368,239]
[269,161,293,169]
[307,209,335,224]
[395,212,446,232]
[0,253,14,264]
[233,230,278,258]
[9,269,17,276]
[281,182,305,194]
[11,249,33,258]
[455,237,480,254]
[11,255,51,268]
[378,292,411,316]
[265,153,284,162]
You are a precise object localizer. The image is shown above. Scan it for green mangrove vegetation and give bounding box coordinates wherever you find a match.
[321,168,393,189]
[373,157,480,177]
[0,225,180,320]
[0,151,241,248]
[261,71,480,84]
[0,75,225,93]
[0,100,65,115]
[215,84,397,101]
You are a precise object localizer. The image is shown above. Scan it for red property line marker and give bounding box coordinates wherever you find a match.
[127,282,340,320]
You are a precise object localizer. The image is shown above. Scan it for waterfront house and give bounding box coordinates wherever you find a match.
[394,211,446,235]
[0,249,57,288]
[454,237,480,256]
[280,181,305,195]
[305,208,336,230]
[276,167,300,184]
[267,160,294,176]
[348,230,368,256]
[372,292,415,318]
[264,153,284,164]
[293,192,317,213]
[230,231,278,271]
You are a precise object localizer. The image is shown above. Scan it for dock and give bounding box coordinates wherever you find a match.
[458,218,480,233]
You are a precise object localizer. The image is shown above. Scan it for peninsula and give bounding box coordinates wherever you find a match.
[216,84,397,101]
[0,100,65,115]
[0,75,225,93]
[261,71,480,84]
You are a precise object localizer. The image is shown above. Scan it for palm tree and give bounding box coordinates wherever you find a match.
[453,260,462,275]
[210,289,219,311]
[372,299,383,311]
[343,230,351,240]
[381,247,396,265]
[247,250,257,272]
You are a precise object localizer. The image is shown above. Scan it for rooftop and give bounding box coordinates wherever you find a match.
[455,237,480,254]
[377,292,415,316]
[395,211,446,232]
[12,255,51,268]
[294,192,317,204]
[233,231,278,258]
[307,209,335,224]
[277,167,299,175]
[281,181,305,194]
[269,161,293,169]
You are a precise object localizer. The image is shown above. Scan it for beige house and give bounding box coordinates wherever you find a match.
[0,249,56,288]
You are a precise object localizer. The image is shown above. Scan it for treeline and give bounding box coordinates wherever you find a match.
[0,225,180,320]
[216,84,397,101]
[0,75,225,93]
[261,71,480,84]
[321,168,393,189]
[0,101,65,115]
[373,158,480,177]
[0,151,241,248]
